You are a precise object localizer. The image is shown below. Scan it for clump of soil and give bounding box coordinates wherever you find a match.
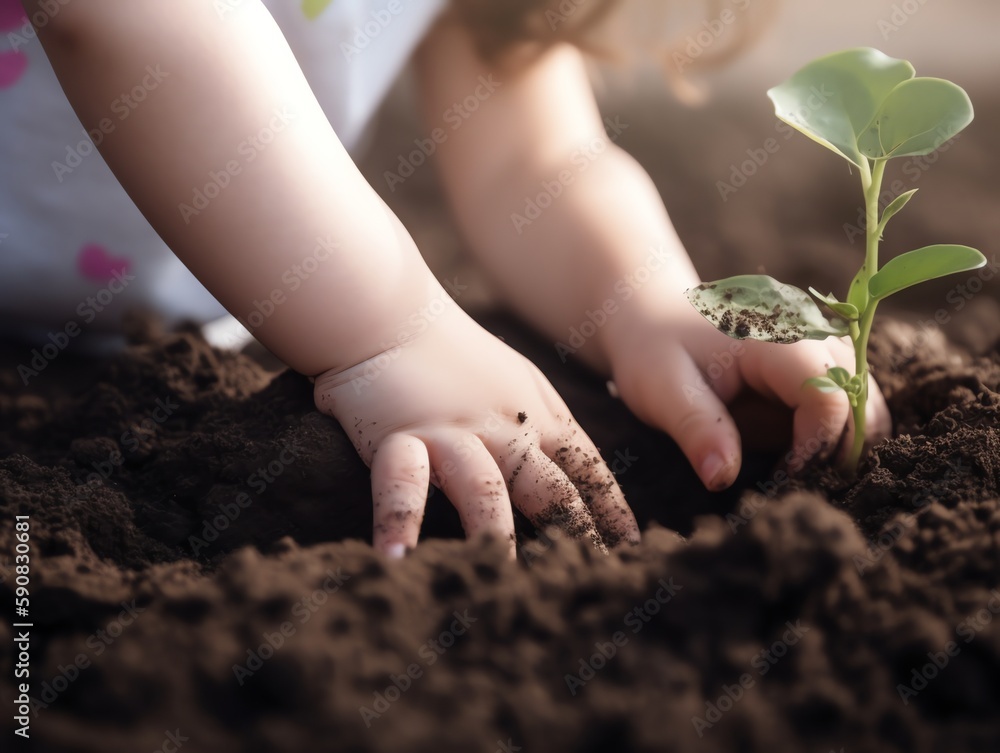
[1,310,999,753]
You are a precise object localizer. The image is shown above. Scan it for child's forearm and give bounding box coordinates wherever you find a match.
[414,25,696,373]
[26,0,439,375]
[449,141,698,372]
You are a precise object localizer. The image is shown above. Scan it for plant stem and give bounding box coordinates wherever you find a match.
[846,159,887,473]
[846,302,877,471]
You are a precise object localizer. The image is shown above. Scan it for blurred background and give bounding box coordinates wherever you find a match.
[359,0,1000,350]
[668,0,998,93]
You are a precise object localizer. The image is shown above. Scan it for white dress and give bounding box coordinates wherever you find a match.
[0,0,445,349]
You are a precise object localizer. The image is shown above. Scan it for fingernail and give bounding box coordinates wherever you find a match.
[700,453,734,490]
[385,543,407,559]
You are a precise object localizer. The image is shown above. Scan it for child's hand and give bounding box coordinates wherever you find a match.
[601,296,892,490]
[313,299,640,558]
[413,27,889,496]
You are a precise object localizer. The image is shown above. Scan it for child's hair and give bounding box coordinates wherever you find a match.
[447,0,626,61]
[449,0,778,99]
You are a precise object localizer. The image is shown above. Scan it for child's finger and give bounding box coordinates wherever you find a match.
[620,344,742,491]
[498,442,607,553]
[864,371,892,443]
[369,433,431,558]
[541,429,640,548]
[423,432,517,556]
[749,341,852,467]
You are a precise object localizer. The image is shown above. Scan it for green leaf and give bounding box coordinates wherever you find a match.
[767,48,974,168]
[827,366,853,386]
[805,366,863,396]
[685,275,849,344]
[808,287,860,320]
[868,245,986,301]
[857,78,973,160]
[877,189,918,236]
[301,0,334,19]
[805,376,842,394]
[767,48,914,168]
[847,267,870,313]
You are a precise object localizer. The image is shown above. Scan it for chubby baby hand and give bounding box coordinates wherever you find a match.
[600,293,891,489]
[313,296,639,558]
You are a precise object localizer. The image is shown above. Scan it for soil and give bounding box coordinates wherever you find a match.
[2,89,1000,753]
[1,309,999,753]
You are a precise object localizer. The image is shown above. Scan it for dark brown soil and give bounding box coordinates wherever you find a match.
[3,83,1000,753]
[1,309,999,753]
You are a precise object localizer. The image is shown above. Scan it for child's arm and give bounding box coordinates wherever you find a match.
[416,21,891,489]
[26,0,639,554]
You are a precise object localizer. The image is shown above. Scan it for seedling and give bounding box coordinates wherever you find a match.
[686,48,985,473]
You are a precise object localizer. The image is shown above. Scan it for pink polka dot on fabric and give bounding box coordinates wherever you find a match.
[0,0,28,32]
[0,50,27,89]
[76,243,131,283]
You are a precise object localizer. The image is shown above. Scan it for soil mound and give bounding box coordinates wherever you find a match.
[2,315,999,753]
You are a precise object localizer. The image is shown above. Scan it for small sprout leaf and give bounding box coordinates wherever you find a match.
[805,376,842,394]
[767,48,915,168]
[829,302,860,320]
[809,287,840,306]
[685,275,849,344]
[827,366,853,386]
[868,245,986,301]
[877,189,918,235]
[809,287,859,320]
[857,78,974,160]
[767,49,974,168]
[808,287,840,305]
[847,267,870,313]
